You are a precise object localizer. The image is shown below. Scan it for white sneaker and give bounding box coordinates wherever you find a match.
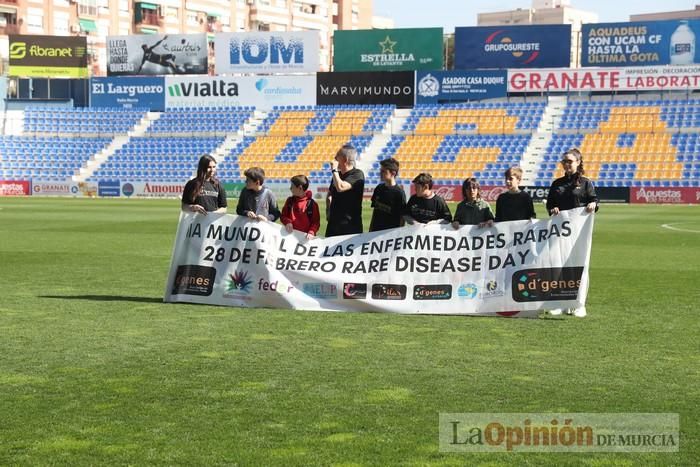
[573,307,587,318]
[565,308,574,315]
[549,308,563,316]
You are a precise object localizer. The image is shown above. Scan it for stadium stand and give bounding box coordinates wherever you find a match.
[216,105,391,184]
[0,135,111,181]
[147,106,254,135]
[3,99,700,189]
[23,106,147,135]
[89,136,225,182]
[374,102,545,186]
[537,99,700,187]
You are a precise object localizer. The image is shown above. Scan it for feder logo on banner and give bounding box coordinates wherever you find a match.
[317,71,414,107]
[9,35,88,78]
[582,20,700,67]
[333,28,443,71]
[107,34,208,76]
[165,75,316,109]
[215,32,320,74]
[455,25,571,69]
[416,70,507,104]
[90,77,165,111]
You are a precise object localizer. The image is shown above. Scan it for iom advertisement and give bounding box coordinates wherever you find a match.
[215,31,320,74]
[164,208,595,317]
[9,35,88,78]
[333,28,443,71]
[106,34,208,76]
[165,75,316,109]
[507,65,700,92]
[454,25,571,69]
[415,70,507,104]
[90,77,165,110]
[582,20,700,67]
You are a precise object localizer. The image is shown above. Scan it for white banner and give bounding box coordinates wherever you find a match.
[508,65,700,92]
[215,31,320,74]
[106,34,208,76]
[164,208,595,317]
[165,75,316,109]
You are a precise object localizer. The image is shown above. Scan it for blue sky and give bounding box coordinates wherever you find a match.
[373,1,697,31]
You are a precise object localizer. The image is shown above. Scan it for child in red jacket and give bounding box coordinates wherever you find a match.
[281,175,320,239]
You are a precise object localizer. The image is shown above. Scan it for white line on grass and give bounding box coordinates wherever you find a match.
[661,223,700,233]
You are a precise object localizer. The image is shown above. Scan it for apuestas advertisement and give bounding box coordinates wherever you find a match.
[9,35,88,78]
[415,70,507,104]
[90,77,165,111]
[507,65,700,92]
[454,25,571,69]
[165,75,316,109]
[582,20,700,67]
[317,71,415,106]
[106,34,208,76]
[215,31,320,74]
[630,187,700,204]
[332,28,443,71]
[0,180,31,196]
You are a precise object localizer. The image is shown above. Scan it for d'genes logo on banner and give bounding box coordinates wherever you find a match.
[512,267,584,302]
[172,265,216,296]
[413,285,452,300]
[372,284,407,300]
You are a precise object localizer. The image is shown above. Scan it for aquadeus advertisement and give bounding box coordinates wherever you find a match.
[507,65,700,92]
[164,75,316,109]
[9,35,88,78]
[215,31,320,74]
[454,25,571,69]
[106,34,208,76]
[582,20,700,67]
[332,28,443,72]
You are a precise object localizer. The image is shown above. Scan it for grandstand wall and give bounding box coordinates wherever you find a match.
[2,26,700,203]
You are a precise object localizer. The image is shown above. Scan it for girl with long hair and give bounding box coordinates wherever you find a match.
[181,154,227,215]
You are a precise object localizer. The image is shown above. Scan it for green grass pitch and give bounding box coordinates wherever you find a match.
[0,197,698,465]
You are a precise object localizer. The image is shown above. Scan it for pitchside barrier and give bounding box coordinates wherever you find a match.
[3,180,700,204]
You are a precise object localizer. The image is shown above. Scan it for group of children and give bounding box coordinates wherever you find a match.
[233,158,537,239]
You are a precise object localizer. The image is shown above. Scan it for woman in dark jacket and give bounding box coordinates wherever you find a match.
[546,148,599,216]
[546,148,598,318]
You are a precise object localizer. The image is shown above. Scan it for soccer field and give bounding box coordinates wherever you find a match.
[0,197,698,465]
